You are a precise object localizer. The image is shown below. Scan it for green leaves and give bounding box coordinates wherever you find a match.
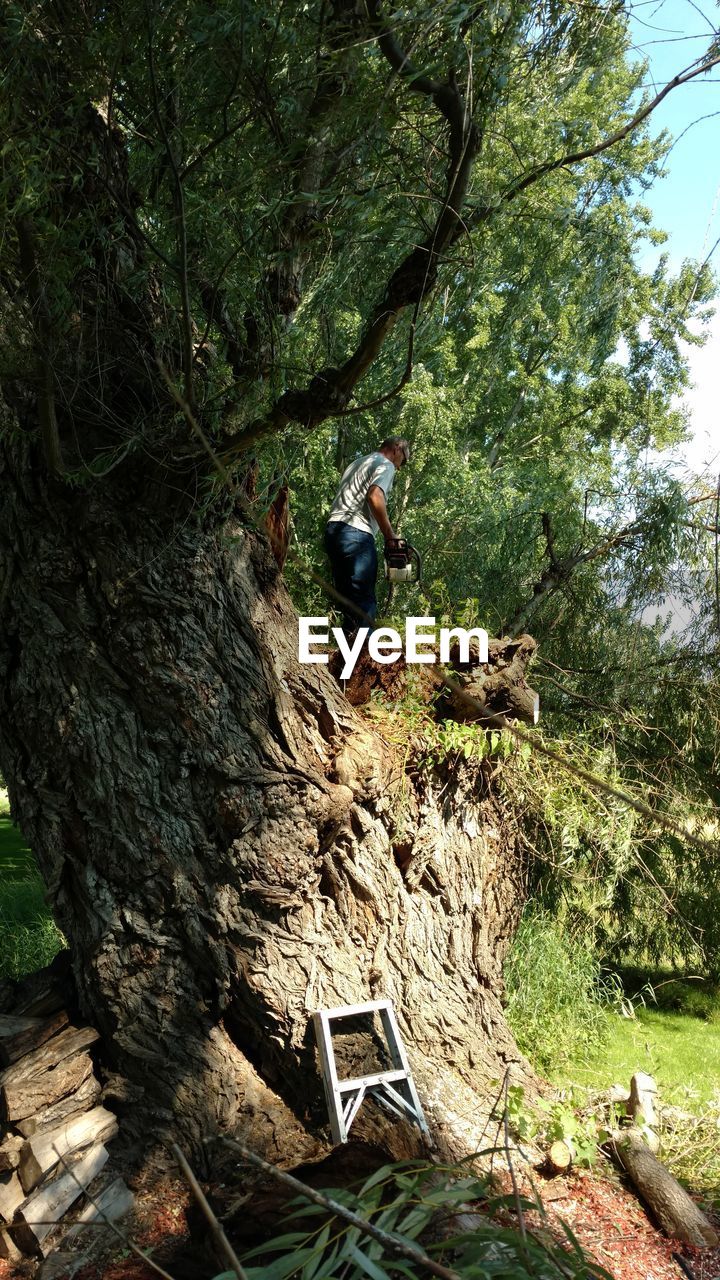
[233,1157,610,1280]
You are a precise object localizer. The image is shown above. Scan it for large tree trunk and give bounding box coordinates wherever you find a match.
[0,439,531,1162]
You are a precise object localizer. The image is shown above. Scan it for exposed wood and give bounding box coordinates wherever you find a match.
[441,635,540,727]
[12,1142,109,1256]
[0,1225,23,1263]
[608,1127,718,1248]
[16,1071,102,1137]
[64,1176,134,1239]
[0,1025,99,1089]
[265,483,290,569]
[18,1106,118,1195]
[628,1072,658,1126]
[0,1134,24,1174]
[0,1171,24,1224]
[2,1051,94,1124]
[0,1011,69,1067]
[546,1139,573,1175]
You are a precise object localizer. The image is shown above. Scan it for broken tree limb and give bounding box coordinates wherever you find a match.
[627,1072,658,1127]
[440,635,540,727]
[220,1136,464,1280]
[608,1128,718,1247]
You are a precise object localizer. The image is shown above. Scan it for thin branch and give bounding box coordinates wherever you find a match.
[171,1143,247,1280]
[219,2,479,455]
[217,1137,463,1280]
[179,111,253,180]
[496,48,720,209]
[49,1146,177,1280]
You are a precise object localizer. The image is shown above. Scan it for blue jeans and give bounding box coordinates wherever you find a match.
[324,521,378,635]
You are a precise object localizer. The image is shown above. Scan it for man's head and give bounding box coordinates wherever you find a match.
[379,436,410,469]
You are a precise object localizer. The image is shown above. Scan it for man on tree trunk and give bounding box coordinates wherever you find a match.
[325,437,410,635]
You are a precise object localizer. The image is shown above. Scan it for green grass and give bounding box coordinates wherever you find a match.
[504,910,619,1073]
[556,1005,720,1105]
[0,876,65,980]
[505,913,720,1205]
[0,795,64,979]
[0,814,34,877]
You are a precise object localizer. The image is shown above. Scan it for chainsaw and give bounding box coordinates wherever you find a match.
[384,538,422,585]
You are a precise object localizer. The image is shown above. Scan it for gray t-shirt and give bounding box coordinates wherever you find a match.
[328,452,396,535]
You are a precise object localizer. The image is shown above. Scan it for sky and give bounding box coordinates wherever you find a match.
[627,0,720,484]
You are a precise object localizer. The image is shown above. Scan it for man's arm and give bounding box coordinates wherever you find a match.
[367,484,397,542]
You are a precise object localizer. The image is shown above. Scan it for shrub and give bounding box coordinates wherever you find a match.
[504,911,617,1074]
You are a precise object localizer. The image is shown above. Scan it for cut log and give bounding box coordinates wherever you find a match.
[0,1134,24,1174]
[0,1011,69,1067]
[546,1139,573,1174]
[0,1225,23,1263]
[0,1024,99,1089]
[1,1049,94,1121]
[18,1106,118,1194]
[11,1141,109,1256]
[64,1176,134,1238]
[16,1071,102,1138]
[0,1171,25,1224]
[609,1128,718,1247]
[2,1051,94,1124]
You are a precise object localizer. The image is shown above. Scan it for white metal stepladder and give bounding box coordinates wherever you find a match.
[312,998,430,1145]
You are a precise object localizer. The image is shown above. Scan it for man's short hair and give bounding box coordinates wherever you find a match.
[380,436,410,462]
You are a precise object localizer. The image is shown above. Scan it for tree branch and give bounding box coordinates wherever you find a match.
[219,3,479,457]
[494,49,720,212]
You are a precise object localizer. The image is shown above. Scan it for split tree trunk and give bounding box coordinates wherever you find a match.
[0,442,532,1161]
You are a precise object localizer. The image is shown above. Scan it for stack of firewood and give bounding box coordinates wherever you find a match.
[0,968,132,1262]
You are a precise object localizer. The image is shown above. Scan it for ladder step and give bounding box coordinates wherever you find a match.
[312,1000,429,1145]
[337,1069,407,1091]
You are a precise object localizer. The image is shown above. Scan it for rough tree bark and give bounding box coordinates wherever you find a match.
[0,442,533,1161]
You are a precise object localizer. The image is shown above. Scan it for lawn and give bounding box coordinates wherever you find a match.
[0,803,64,980]
[0,814,33,877]
[557,1004,720,1106]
